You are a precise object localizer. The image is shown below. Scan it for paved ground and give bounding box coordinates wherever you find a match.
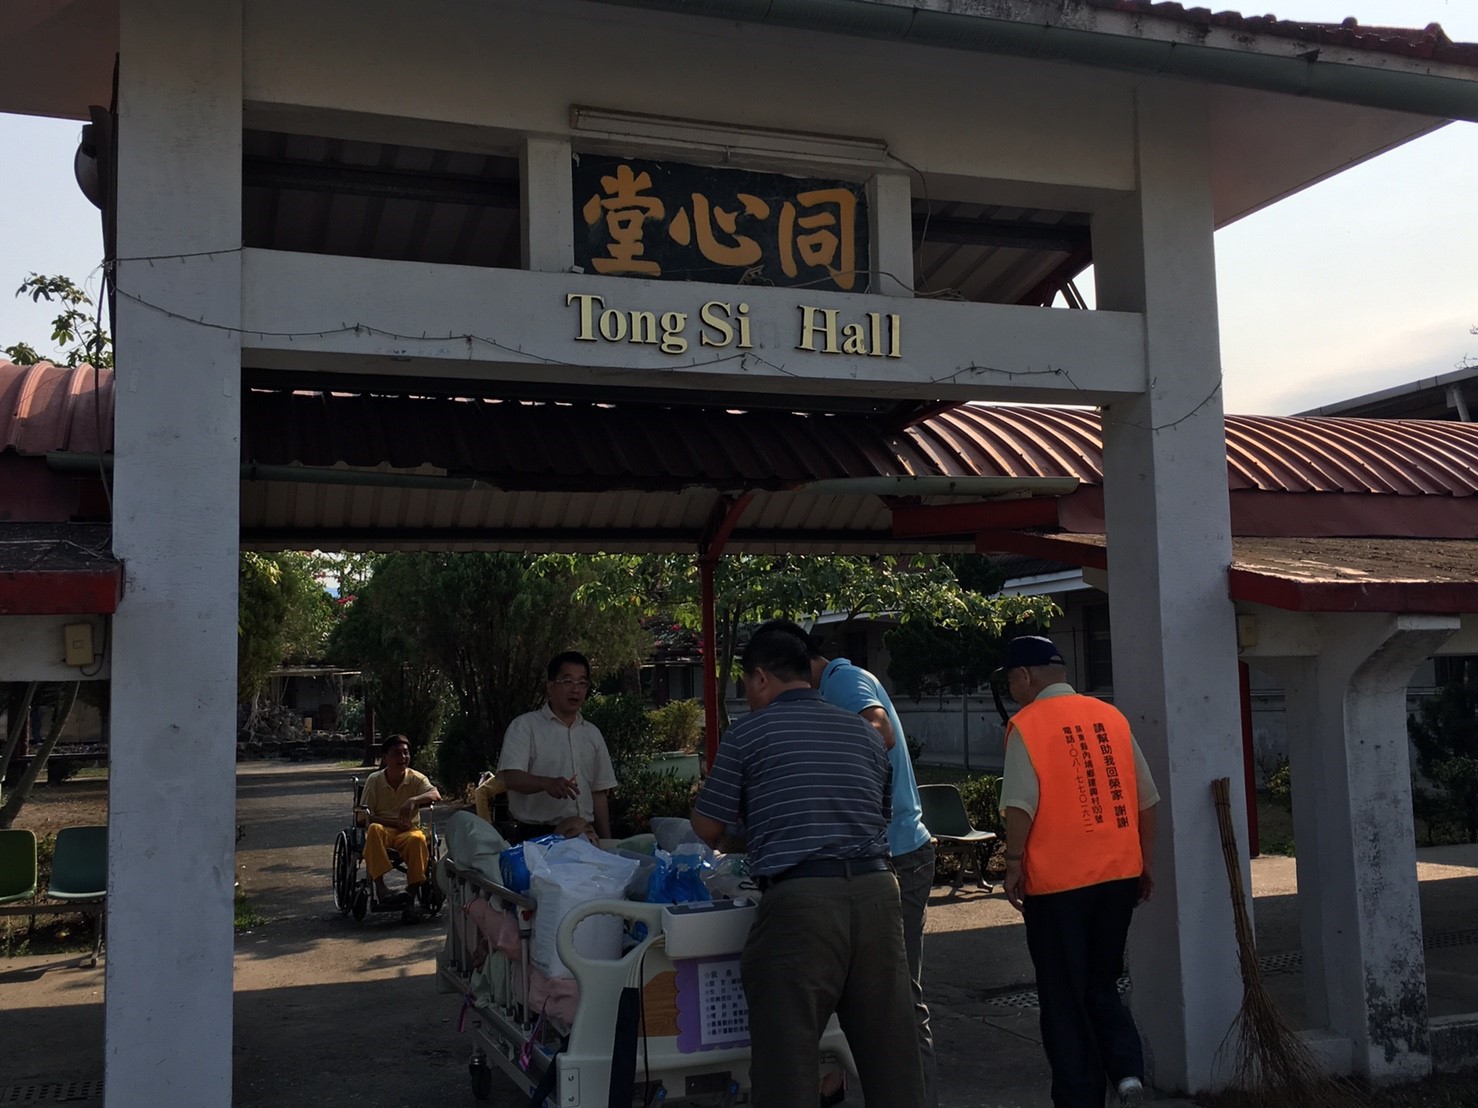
[2,761,1476,1106]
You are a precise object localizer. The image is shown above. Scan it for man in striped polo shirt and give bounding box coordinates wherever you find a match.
[757,618,940,1108]
[691,627,924,1108]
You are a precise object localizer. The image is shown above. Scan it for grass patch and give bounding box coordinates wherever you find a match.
[234,888,268,931]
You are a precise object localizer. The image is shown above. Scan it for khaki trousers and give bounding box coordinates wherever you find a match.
[741,870,924,1108]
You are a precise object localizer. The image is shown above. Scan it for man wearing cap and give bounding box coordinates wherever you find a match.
[757,618,940,1108]
[997,635,1159,1108]
[691,626,925,1108]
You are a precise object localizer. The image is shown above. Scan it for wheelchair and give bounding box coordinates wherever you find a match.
[331,775,446,924]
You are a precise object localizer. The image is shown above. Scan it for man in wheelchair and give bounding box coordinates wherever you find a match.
[361,734,441,907]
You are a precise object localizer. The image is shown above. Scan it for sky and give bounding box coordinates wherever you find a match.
[0,1,1473,417]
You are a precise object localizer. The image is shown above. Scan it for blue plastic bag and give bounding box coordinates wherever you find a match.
[645,846,713,904]
[499,834,561,893]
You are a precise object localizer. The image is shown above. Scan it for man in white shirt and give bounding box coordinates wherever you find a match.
[496,651,618,840]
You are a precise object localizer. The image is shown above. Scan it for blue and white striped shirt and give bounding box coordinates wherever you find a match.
[694,687,891,878]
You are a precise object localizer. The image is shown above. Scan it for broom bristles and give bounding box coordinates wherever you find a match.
[1210,777,1366,1108]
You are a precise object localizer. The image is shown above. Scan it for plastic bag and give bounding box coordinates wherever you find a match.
[645,846,714,904]
[526,838,640,978]
[650,816,706,854]
[498,834,561,894]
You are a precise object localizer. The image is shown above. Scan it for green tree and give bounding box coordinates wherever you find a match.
[0,683,80,829]
[5,274,113,368]
[328,553,648,790]
[568,553,1057,732]
[238,552,334,705]
[1409,658,1478,843]
[326,562,452,762]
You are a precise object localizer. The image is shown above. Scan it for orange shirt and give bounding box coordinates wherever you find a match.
[1011,693,1143,895]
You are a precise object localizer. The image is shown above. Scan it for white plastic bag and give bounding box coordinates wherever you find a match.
[650,816,705,854]
[527,838,639,979]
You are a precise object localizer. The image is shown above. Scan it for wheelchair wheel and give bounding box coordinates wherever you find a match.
[351,884,369,922]
[419,879,445,918]
[331,830,355,914]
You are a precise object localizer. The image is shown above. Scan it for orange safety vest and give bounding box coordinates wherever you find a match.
[1012,693,1142,896]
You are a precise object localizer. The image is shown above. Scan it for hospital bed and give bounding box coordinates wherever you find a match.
[437,854,857,1105]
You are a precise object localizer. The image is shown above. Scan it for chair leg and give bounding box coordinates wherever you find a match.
[87,908,104,967]
[951,849,964,892]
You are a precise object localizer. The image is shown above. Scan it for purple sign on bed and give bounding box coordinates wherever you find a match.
[673,956,751,1053]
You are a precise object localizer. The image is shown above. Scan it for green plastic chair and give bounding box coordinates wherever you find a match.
[49,825,107,964]
[0,828,38,904]
[918,784,998,893]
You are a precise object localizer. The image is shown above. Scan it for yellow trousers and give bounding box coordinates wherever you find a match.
[364,824,428,885]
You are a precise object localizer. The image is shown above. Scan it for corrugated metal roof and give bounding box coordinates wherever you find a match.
[1082,3,1478,67]
[9,362,1478,499]
[0,361,114,456]
[9,362,1478,553]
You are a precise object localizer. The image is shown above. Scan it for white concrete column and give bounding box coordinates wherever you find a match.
[1253,655,1334,1033]
[1092,85,1245,1093]
[1276,614,1456,1078]
[524,135,574,272]
[108,1,242,1103]
[867,169,914,297]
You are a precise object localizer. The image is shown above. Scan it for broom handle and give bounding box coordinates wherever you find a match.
[1213,776,1259,981]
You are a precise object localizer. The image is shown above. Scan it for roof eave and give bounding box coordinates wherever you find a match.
[588,0,1478,122]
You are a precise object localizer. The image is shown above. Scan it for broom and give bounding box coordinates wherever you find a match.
[1210,776,1365,1107]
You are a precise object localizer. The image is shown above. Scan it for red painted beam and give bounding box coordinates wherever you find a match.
[1239,661,1259,858]
[1228,568,1478,614]
[891,498,1061,538]
[0,568,123,615]
[699,492,755,768]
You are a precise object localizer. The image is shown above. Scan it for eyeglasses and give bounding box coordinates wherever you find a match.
[552,677,590,689]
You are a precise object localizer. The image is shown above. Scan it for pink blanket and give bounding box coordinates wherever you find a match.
[464,898,579,1024]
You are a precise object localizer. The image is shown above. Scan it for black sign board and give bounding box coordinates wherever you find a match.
[573,153,870,293]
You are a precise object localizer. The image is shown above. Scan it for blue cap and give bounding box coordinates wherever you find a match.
[1002,635,1064,669]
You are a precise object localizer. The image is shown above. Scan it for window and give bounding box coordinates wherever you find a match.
[1083,604,1113,692]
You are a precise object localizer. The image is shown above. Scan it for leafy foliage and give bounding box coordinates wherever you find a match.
[1265,756,1292,810]
[582,693,662,780]
[956,774,1005,837]
[649,698,703,753]
[326,558,453,762]
[1409,658,1478,843]
[5,274,114,368]
[561,552,1057,732]
[329,553,648,790]
[238,552,334,704]
[610,766,700,839]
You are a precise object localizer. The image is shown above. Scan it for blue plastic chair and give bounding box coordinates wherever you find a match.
[49,825,107,964]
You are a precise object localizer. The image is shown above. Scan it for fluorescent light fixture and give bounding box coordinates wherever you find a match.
[570,105,890,167]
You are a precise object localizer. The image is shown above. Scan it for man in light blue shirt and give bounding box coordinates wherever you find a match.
[759,620,939,1108]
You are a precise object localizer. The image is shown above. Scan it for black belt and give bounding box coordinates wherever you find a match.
[755,856,892,891]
